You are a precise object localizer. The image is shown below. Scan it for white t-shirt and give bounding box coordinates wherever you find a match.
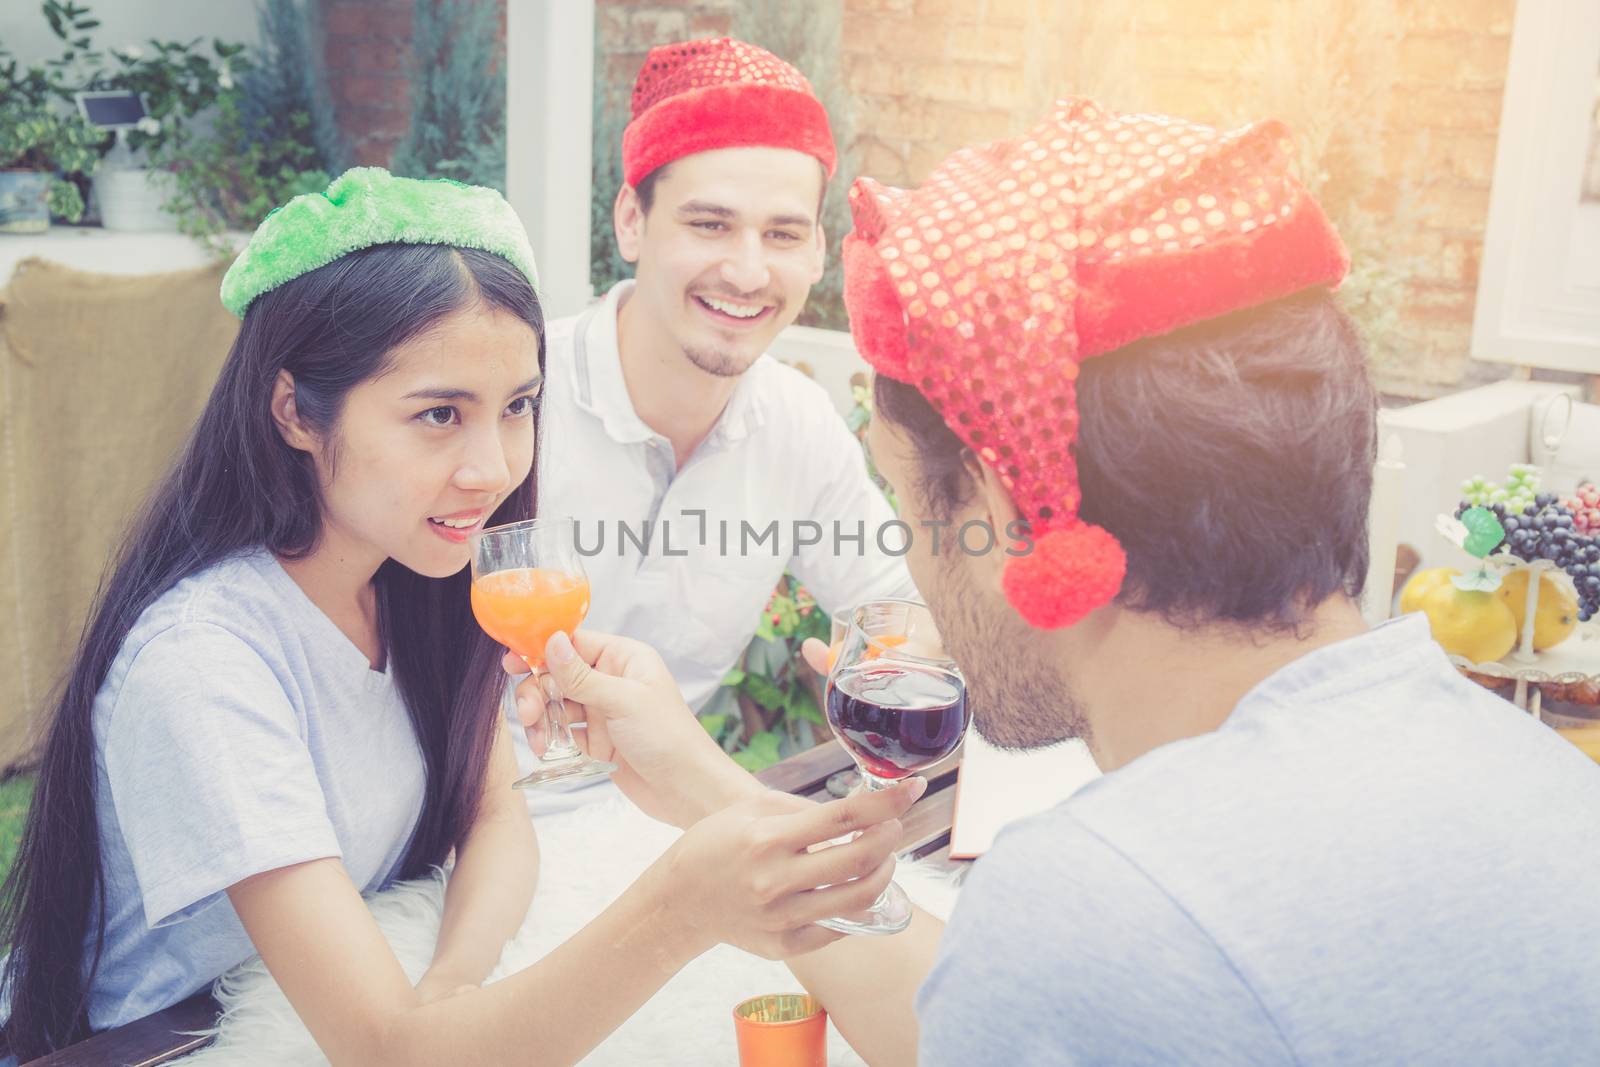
[536,281,917,711]
[79,549,426,1029]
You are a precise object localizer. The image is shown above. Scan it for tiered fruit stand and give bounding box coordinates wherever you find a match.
[1423,476,1600,730]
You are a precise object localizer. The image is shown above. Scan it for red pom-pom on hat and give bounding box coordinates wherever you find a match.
[1002,523,1127,630]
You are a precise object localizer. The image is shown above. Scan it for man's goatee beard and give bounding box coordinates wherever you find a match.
[683,345,754,378]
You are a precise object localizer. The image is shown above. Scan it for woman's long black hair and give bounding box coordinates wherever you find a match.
[0,243,544,1058]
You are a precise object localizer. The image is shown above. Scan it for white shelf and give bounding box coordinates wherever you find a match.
[0,227,236,284]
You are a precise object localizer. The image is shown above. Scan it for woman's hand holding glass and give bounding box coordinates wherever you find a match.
[638,779,926,961]
[506,628,927,956]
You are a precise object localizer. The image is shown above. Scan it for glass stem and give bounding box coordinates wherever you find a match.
[537,668,581,763]
[860,770,897,793]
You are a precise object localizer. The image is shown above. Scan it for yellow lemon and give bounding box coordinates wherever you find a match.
[1496,570,1579,651]
[1420,584,1519,664]
[1400,567,1460,616]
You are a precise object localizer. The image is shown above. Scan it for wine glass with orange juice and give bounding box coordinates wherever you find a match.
[470,516,616,789]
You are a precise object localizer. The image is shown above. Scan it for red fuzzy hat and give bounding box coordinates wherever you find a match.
[622,37,837,189]
[843,98,1349,629]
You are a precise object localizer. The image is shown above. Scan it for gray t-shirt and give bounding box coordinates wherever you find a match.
[919,615,1600,1065]
[81,549,426,1029]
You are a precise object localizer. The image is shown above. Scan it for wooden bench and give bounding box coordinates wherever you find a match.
[22,741,963,1065]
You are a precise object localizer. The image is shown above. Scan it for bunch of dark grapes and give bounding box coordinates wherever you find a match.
[1470,494,1600,623]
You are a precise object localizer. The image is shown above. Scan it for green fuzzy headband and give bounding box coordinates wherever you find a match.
[220,167,540,317]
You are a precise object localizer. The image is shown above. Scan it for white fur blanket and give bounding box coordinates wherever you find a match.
[177,786,966,1065]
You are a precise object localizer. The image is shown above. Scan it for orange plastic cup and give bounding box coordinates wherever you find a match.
[733,994,827,1067]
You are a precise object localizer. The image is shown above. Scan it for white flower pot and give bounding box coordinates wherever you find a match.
[94,167,179,232]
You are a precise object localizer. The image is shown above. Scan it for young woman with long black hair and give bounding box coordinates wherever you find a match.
[0,170,918,1064]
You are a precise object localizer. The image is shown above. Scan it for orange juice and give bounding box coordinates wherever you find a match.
[831,632,908,673]
[471,568,590,668]
[864,633,908,660]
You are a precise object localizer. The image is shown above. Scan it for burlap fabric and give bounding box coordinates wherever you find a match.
[0,258,238,770]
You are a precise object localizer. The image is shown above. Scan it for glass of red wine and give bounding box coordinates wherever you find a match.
[817,598,969,936]
[823,607,860,799]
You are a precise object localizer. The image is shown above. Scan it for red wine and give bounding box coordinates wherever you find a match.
[826,663,968,779]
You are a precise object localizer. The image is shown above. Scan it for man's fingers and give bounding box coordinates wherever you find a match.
[789,819,903,891]
[579,701,614,762]
[800,637,830,676]
[775,776,926,847]
[569,628,647,663]
[544,631,629,707]
[777,853,900,929]
[570,628,679,687]
[521,697,589,757]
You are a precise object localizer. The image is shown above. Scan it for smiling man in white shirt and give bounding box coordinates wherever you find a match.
[534,37,915,716]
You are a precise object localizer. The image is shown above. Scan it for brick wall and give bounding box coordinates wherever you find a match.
[317,0,415,167]
[315,0,510,170]
[595,0,1520,399]
[597,0,732,99]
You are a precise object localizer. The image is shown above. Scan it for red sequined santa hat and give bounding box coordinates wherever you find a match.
[622,37,836,188]
[843,98,1349,629]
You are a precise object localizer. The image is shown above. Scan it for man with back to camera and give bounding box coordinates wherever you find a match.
[536,98,1600,1064]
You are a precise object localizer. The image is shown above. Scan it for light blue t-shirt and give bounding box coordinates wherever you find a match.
[919,615,1600,1065]
[78,549,426,1029]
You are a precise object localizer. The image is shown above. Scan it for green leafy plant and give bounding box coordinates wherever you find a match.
[0,1,102,110]
[242,0,346,176]
[0,2,111,222]
[0,99,103,221]
[102,36,248,157]
[703,577,834,772]
[155,92,329,252]
[7,0,338,245]
[152,0,334,250]
[390,0,506,192]
[589,26,633,295]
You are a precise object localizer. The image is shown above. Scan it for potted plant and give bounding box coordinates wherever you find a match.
[93,36,248,232]
[0,99,102,234]
[8,0,248,231]
[151,0,337,252]
[0,3,104,232]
